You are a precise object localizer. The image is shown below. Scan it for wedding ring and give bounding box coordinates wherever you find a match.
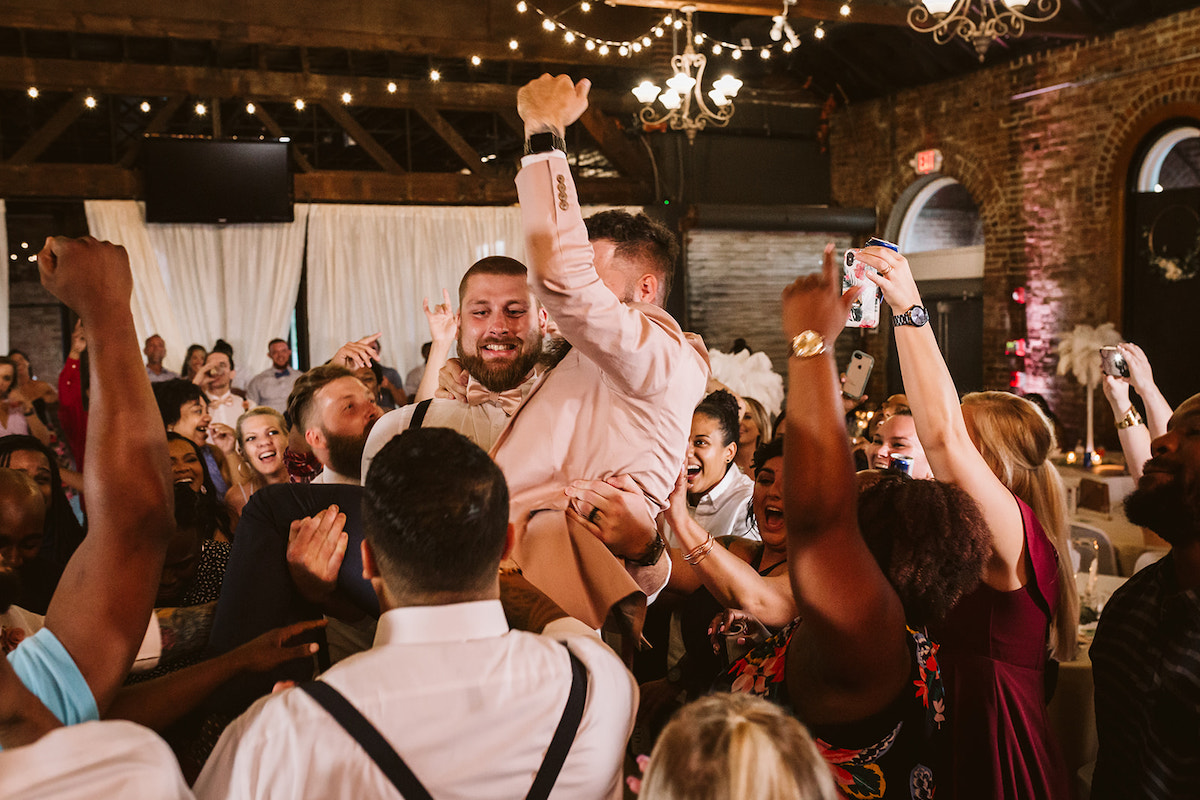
[588,506,601,524]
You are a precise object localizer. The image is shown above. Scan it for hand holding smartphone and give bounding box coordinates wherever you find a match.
[843,237,899,328]
[842,350,874,399]
[1100,346,1130,378]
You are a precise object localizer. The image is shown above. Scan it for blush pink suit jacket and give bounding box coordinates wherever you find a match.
[494,152,709,633]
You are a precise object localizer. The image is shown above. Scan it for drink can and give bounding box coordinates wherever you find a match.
[889,454,914,475]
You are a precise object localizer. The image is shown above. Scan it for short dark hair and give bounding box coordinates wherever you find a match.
[363,428,509,597]
[268,338,288,349]
[211,340,235,370]
[458,256,528,304]
[584,210,678,301]
[857,475,989,625]
[153,379,207,428]
[752,437,784,474]
[695,389,740,448]
[286,364,355,434]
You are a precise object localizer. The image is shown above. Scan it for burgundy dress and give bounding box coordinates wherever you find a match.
[931,497,1069,799]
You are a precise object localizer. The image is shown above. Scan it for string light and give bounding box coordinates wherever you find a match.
[194,102,207,116]
[341,92,352,104]
[508,1,823,62]
[27,87,38,99]
[387,81,397,93]
[430,69,441,81]
[840,3,852,16]
[294,98,305,110]
[140,101,151,112]
[814,23,826,39]
[84,95,97,108]
[246,102,256,114]
[470,55,482,66]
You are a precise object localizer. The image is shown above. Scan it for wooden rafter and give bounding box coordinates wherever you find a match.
[605,0,911,25]
[118,94,186,168]
[252,103,314,173]
[578,107,653,182]
[0,56,637,115]
[0,164,650,206]
[319,101,405,174]
[415,108,489,174]
[6,91,89,166]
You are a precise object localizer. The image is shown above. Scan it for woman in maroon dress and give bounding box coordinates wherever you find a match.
[857,244,1078,800]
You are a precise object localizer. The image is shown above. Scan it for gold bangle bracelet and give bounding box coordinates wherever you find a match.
[683,535,715,566]
[1115,407,1143,430]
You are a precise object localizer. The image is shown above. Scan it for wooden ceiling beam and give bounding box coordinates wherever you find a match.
[0,164,649,206]
[415,108,490,175]
[0,1,643,68]
[0,56,638,114]
[252,103,314,173]
[319,101,405,174]
[605,0,911,25]
[5,91,89,166]
[577,107,653,181]
[118,94,186,168]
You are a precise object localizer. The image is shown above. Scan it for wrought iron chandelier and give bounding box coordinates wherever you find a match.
[907,0,1063,61]
[630,7,743,143]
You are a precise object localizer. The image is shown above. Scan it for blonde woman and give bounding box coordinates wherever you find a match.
[733,395,773,474]
[639,693,837,800]
[225,407,290,523]
[859,245,1075,800]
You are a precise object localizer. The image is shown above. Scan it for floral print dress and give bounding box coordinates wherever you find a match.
[717,620,947,800]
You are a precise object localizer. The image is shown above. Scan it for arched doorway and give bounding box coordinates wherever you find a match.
[1125,121,1200,407]
[883,175,985,395]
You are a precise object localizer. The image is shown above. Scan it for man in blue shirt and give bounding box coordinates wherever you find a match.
[3,236,175,741]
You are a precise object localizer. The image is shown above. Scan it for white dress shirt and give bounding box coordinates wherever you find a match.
[195,600,636,800]
[665,466,757,547]
[0,720,194,799]
[206,390,244,431]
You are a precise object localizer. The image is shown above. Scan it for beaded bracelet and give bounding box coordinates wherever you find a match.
[683,535,715,566]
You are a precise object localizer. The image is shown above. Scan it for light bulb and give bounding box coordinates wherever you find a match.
[246,102,256,114]
[84,95,97,108]
[632,81,662,104]
[341,92,352,104]
[471,55,482,66]
[712,74,743,97]
[27,87,38,99]
[731,49,742,60]
[195,102,207,115]
[294,98,305,110]
[659,89,682,110]
[430,69,441,81]
[708,89,730,107]
[509,39,520,50]
[665,72,696,94]
[542,18,555,32]
[585,40,596,51]
[140,101,151,112]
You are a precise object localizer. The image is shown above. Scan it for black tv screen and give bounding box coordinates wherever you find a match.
[143,138,293,224]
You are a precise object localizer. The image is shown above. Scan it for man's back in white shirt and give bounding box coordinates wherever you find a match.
[195,601,635,800]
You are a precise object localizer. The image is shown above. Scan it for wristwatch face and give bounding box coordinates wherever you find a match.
[791,330,825,358]
[908,305,929,326]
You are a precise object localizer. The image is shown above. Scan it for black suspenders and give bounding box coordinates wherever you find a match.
[299,645,589,800]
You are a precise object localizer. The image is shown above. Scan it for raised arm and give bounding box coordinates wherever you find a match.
[781,245,907,706]
[415,289,457,403]
[38,236,175,714]
[1102,375,1152,482]
[661,474,796,628]
[1119,342,1172,438]
[857,247,1026,590]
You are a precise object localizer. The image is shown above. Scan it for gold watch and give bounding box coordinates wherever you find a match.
[790,330,826,359]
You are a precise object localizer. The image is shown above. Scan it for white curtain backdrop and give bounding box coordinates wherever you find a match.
[304,204,525,374]
[84,201,309,378]
[0,200,8,354]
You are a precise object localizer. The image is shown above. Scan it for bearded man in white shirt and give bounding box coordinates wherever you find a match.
[196,427,635,800]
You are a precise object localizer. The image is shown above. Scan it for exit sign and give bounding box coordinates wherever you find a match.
[914,148,943,175]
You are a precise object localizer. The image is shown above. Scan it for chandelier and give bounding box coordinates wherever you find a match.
[630,8,743,143]
[907,0,1063,61]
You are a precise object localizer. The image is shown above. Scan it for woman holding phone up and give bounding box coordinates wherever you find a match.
[854,243,1076,800]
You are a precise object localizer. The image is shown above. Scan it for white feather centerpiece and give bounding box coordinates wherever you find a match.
[707,349,785,420]
[1056,322,1122,461]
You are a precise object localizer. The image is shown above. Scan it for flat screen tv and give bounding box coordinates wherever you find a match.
[143,138,293,224]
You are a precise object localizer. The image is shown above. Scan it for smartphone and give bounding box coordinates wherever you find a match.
[843,350,874,399]
[843,237,899,329]
[1100,346,1130,378]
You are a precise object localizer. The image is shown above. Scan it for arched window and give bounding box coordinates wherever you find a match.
[1136,126,1200,192]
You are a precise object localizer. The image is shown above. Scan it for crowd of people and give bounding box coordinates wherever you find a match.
[1,73,1196,800]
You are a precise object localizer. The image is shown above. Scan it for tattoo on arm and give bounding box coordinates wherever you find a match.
[154,601,217,666]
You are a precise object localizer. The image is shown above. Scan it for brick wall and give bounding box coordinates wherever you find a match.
[827,7,1200,449]
[685,229,884,398]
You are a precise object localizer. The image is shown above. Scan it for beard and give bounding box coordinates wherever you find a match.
[323,424,373,481]
[1124,465,1200,546]
[458,331,543,393]
[0,564,23,615]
